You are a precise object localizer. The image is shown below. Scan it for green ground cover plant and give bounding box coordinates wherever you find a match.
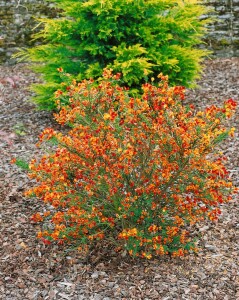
[16,0,210,110]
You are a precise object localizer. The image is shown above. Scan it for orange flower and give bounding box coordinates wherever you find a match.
[31,213,43,222]
[10,158,16,164]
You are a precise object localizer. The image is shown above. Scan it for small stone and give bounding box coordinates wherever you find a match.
[91,272,99,279]
[100,279,107,285]
[140,280,145,284]
[93,294,102,300]
[205,244,217,252]
[199,225,209,232]
[108,282,114,288]
[4,277,11,281]
[190,284,199,291]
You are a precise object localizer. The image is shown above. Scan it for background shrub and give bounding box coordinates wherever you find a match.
[26,71,237,259]
[17,0,210,110]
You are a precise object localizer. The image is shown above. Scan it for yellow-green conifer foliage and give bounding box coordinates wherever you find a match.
[17,0,210,110]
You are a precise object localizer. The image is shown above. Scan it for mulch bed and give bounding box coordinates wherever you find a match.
[0,59,238,300]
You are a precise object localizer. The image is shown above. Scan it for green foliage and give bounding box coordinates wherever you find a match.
[15,159,30,171]
[16,0,211,110]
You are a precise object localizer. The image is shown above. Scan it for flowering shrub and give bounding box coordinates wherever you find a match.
[26,70,237,259]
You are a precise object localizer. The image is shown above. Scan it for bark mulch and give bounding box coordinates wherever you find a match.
[0,58,238,300]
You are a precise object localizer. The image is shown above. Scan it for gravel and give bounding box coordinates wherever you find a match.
[0,59,238,300]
